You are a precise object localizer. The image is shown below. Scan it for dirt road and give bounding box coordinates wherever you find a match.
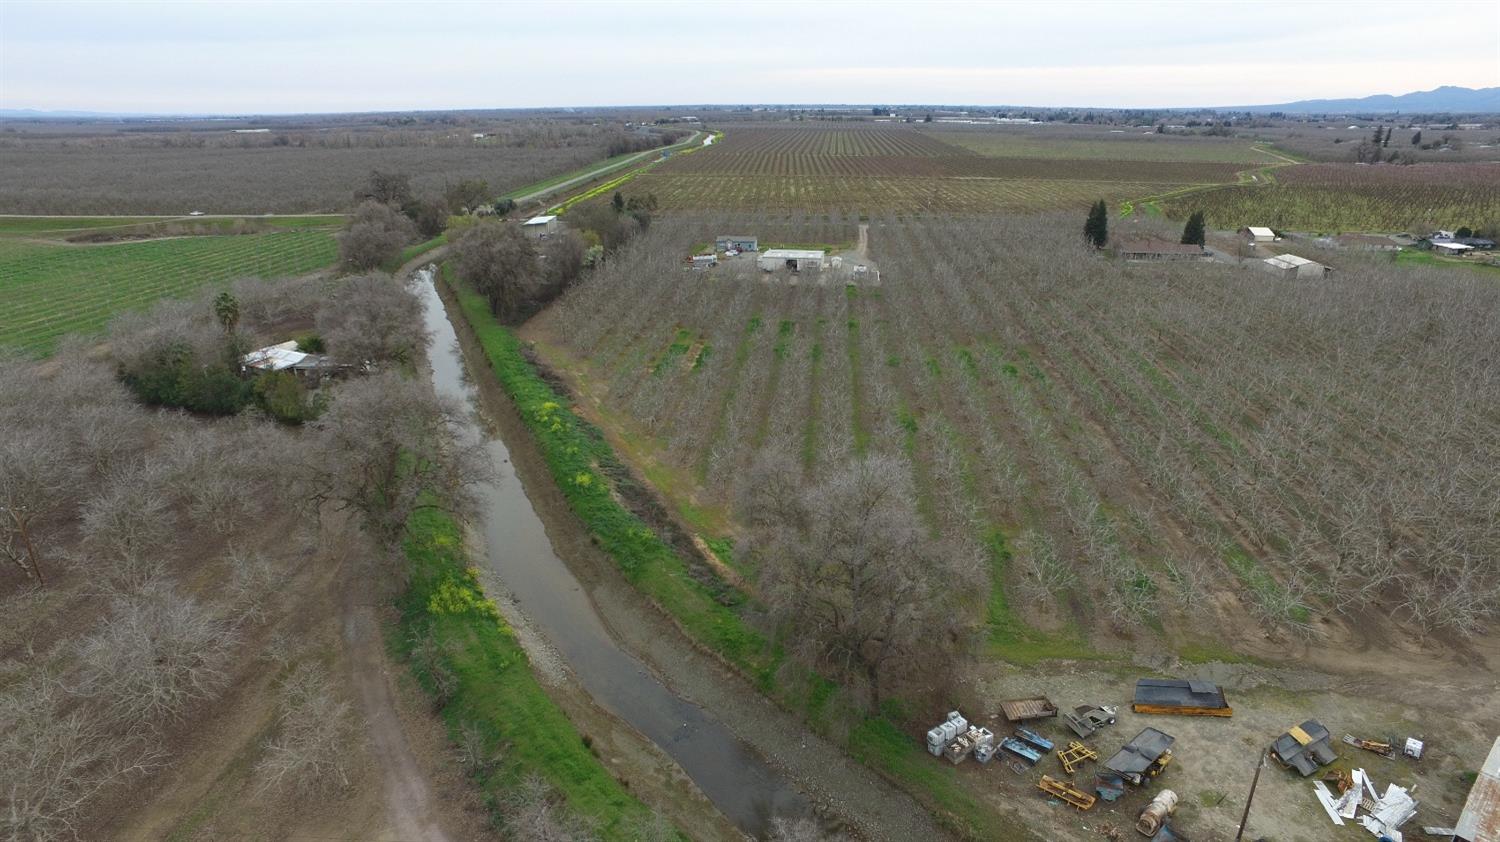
[506,131,702,207]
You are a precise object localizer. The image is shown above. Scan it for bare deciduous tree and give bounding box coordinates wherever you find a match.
[74,581,240,726]
[0,429,76,586]
[256,663,356,794]
[315,273,428,368]
[338,200,417,271]
[750,454,986,707]
[306,372,491,543]
[0,677,164,842]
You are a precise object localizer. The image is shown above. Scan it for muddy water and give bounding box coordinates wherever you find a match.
[414,270,811,838]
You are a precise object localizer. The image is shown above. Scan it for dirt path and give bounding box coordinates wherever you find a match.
[507,131,702,206]
[341,555,455,842]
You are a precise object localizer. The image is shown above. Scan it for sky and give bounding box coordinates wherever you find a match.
[2,0,1498,114]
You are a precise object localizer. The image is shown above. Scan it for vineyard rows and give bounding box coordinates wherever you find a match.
[538,214,1500,648]
[1162,162,1500,231]
[0,230,337,353]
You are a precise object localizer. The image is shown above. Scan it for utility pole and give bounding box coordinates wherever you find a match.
[1235,748,1268,841]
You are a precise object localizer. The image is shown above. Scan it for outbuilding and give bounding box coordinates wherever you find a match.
[715,235,759,252]
[1114,238,1209,261]
[522,215,559,239]
[1240,226,1277,243]
[1455,736,1500,842]
[758,248,826,272]
[690,253,718,269]
[1261,253,1331,280]
[1432,241,1475,256]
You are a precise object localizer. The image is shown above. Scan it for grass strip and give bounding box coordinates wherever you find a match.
[396,506,664,839]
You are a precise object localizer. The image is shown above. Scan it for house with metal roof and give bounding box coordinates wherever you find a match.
[1456,736,1500,842]
[715,235,759,252]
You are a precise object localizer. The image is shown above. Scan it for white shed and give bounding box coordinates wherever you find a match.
[1432,241,1474,256]
[758,249,826,272]
[1241,226,1277,243]
[523,215,559,238]
[1260,253,1330,280]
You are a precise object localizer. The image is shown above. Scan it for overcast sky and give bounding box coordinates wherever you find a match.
[2,0,1497,114]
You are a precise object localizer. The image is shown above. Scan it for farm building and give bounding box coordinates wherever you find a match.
[1431,241,1475,256]
[1114,238,1209,261]
[758,249,826,272]
[241,340,330,378]
[1458,237,1496,250]
[1240,226,1277,243]
[1328,233,1400,251]
[1261,253,1331,280]
[522,215,559,239]
[715,235,759,252]
[690,253,718,269]
[1455,736,1500,842]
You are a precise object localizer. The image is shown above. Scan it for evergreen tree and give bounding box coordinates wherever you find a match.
[1382,127,1391,147]
[1411,130,1422,146]
[1083,200,1108,249]
[1371,126,1384,146]
[1180,210,1207,246]
[611,191,625,213]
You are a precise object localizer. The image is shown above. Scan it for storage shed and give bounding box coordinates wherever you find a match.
[1114,238,1209,261]
[1132,679,1233,717]
[1455,736,1500,842]
[715,235,759,252]
[1432,241,1475,256]
[758,249,826,272]
[522,215,559,239]
[1261,253,1331,280]
[1241,226,1277,243]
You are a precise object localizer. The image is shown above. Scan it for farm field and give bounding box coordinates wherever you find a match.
[532,214,1500,653]
[1160,162,1500,232]
[923,125,1286,163]
[520,213,1500,840]
[0,222,338,354]
[636,125,1255,212]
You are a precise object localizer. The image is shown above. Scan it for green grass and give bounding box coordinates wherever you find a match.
[1396,248,1500,273]
[0,231,338,355]
[396,506,667,839]
[982,528,1098,665]
[0,214,343,239]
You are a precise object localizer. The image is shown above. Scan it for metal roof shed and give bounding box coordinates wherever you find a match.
[1132,678,1233,717]
[1456,736,1500,842]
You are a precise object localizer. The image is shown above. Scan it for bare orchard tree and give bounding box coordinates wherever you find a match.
[751,454,986,707]
[451,219,541,322]
[77,464,178,589]
[73,579,240,727]
[306,372,491,543]
[0,428,77,586]
[315,273,428,368]
[338,200,417,272]
[255,663,357,794]
[0,676,164,842]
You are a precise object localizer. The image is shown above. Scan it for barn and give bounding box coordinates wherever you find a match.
[758,249,826,272]
[715,235,759,252]
[1261,253,1331,280]
[522,215,559,239]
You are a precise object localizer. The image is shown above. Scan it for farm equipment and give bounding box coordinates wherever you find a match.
[1103,727,1175,786]
[1002,737,1044,766]
[1343,733,1397,759]
[1015,727,1055,754]
[1059,741,1100,774]
[943,726,996,765]
[1271,720,1337,776]
[1135,790,1178,836]
[1066,704,1119,738]
[999,697,1058,722]
[1040,775,1097,811]
[1132,679,1232,717]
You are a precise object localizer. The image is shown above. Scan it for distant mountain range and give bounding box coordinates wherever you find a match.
[1229,86,1500,114]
